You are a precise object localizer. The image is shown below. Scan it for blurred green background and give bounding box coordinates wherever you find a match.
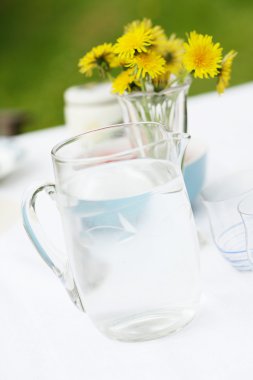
[1,0,253,132]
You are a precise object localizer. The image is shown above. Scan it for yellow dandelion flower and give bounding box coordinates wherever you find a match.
[217,50,237,94]
[128,51,166,79]
[183,31,223,79]
[109,55,129,68]
[148,23,167,48]
[125,18,166,46]
[114,24,153,59]
[157,34,185,74]
[112,70,136,94]
[78,43,115,76]
[124,18,152,33]
[150,25,167,45]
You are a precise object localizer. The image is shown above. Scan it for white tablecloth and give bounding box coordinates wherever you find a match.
[1,83,253,380]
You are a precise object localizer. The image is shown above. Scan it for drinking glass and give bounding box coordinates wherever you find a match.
[201,170,253,271]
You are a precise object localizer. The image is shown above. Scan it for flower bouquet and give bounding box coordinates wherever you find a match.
[78,19,236,133]
[79,18,236,94]
[77,19,237,200]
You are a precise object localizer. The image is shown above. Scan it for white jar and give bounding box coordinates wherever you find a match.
[64,82,122,136]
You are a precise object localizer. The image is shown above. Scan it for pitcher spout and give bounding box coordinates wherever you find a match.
[166,132,191,167]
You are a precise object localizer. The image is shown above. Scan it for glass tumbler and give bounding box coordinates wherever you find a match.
[201,170,253,271]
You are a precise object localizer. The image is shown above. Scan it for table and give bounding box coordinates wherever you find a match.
[1,82,253,380]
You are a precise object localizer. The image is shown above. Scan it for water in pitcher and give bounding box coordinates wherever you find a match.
[59,158,200,341]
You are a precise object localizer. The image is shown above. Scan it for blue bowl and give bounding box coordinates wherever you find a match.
[183,138,207,203]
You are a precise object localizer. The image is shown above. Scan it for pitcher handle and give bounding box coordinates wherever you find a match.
[22,183,84,311]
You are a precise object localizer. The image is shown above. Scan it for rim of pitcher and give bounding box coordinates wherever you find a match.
[51,122,190,164]
[117,75,192,99]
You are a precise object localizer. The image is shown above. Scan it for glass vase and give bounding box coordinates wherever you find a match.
[118,77,191,133]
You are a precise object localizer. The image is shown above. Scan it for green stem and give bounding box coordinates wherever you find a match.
[106,72,114,82]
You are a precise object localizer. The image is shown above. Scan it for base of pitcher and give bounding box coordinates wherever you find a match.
[96,308,197,342]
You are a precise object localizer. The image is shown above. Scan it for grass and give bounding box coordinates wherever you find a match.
[1,0,253,132]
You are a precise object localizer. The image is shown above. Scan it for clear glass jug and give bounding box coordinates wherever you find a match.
[22,122,200,342]
[118,77,191,133]
[201,170,253,271]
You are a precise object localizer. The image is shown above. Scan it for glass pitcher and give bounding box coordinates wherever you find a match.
[22,122,200,342]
